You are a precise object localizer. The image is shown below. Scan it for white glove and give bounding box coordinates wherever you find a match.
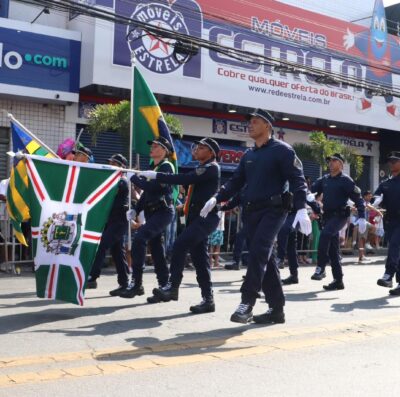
[292,208,312,236]
[126,171,135,180]
[126,209,136,221]
[343,28,355,50]
[372,194,383,207]
[306,192,316,202]
[200,197,217,218]
[138,170,157,180]
[357,218,367,234]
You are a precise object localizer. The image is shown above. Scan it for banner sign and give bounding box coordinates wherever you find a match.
[0,20,81,94]
[327,135,379,157]
[109,0,400,131]
[175,139,246,171]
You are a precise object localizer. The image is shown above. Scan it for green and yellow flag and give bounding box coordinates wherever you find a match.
[133,68,178,201]
[6,120,55,245]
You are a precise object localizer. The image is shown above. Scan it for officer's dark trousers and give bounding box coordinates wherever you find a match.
[170,212,220,298]
[277,212,298,276]
[241,208,287,307]
[384,221,400,282]
[317,215,348,280]
[233,218,249,266]
[90,220,129,287]
[131,207,174,287]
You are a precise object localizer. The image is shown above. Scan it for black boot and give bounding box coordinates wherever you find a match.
[153,282,179,302]
[253,308,285,324]
[323,279,345,291]
[147,283,169,303]
[190,297,215,314]
[225,262,240,270]
[230,303,253,324]
[377,273,393,288]
[147,294,162,303]
[86,278,97,289]
[311,267,326,281]
[389,284,400,296]
[119,282,145,298]
[282,275,299,285]
[109,285,128,296]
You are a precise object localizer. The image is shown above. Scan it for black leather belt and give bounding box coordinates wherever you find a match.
[244,195,284,212]
[145,199,169,213]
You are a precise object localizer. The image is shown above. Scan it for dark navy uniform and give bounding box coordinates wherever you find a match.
[216,138,307,310]
[278,198,320,282]
[311,172,365,283]
[89,177,129,287]
[123,160,175,297]
[374,174,400,288]
[222,190,249,269]
[155,159,221,300]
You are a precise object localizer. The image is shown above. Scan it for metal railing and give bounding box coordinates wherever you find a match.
[1,209,388,275]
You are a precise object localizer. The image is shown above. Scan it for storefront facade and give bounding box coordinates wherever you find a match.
[3,0,399,192]
[0,11,81,179]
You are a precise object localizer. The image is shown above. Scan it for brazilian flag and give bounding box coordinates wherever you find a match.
[6,120,55,245]
[132,68,178,202]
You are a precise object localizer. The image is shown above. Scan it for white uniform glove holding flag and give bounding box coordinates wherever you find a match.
[200,197,217,218]
[138,170,157,180]
[357,218,367,234]
[292,208,312,236]
[126,171,135,180]
[306,192,316,202]
[126,209,136,221]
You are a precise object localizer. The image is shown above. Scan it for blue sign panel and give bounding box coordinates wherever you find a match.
[175,140,246,172]
[0,0,9,18]
[0,27,81,93]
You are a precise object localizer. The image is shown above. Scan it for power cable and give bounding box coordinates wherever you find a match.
[14,0,400,97]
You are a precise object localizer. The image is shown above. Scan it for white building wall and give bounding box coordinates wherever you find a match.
[0,99,76,153]
[9,1,68,29]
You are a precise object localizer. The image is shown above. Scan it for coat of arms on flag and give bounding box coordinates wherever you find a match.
[25,154,122,305]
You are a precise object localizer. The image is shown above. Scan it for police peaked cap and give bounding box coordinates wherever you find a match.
[326,153,345,164]
[246,108,275,127]
[72,146,92,158]
[147,136,173,152]
[108,153,128,167]
[387,151,400,161]
[194,137,220,157]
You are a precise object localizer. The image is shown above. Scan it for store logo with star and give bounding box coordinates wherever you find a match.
[127,1,190,74]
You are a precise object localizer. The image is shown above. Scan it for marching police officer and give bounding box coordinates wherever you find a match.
[121,137,175,302]
[374,151,400,295]
[221,189,248,271]
[310,153,366,290]
[201,109,310,324]
[137,138,221,314]
[279,194,321,285]
[87,154,130,294]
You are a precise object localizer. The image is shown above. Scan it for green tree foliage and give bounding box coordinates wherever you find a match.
[292,131,364,179]
[87,100,183,143]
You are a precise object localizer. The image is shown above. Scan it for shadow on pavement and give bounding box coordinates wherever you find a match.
[96,325,254,362]
[0,291,37,299]
[285,290,338,302]
[0,303,141,334]
[330,295,400,312]
[39,312,193,337]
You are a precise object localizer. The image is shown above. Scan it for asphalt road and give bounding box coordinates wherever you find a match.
[1,256,399,397]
